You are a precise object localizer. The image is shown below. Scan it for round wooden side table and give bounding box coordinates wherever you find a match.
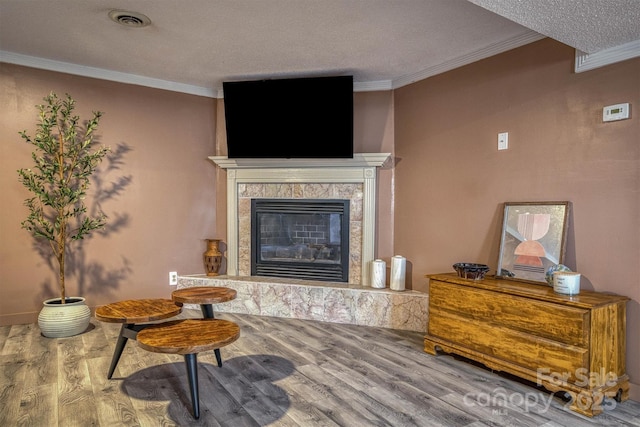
[95,298,181,379]
[137,318,240,419]
[171,286,237,367]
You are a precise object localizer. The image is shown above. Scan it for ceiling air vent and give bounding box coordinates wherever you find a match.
[108,10,151,28]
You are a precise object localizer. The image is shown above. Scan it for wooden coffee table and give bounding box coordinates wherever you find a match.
[171,286,237,318]
[95,298,181,379]
[171,286,237,366]
[137,318,240,419]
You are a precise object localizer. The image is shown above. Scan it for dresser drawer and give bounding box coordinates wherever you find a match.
[428,307,588,378]
[430,280,589,347]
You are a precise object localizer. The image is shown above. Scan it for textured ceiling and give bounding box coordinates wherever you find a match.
[0,0,638,97]
[468,0,640,53]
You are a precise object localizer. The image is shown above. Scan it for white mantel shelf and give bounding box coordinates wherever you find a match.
[209,153,391,169]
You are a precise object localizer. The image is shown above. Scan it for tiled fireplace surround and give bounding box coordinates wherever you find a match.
[177,154,428,332]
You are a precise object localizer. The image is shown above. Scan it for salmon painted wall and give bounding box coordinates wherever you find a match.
[0,63,394,324]
[393,38,639,398]
[1,63,218,323]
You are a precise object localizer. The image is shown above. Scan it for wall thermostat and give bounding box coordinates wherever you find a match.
[603,103,630,122]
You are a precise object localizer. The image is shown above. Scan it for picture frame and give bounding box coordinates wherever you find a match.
[496,201,570,284]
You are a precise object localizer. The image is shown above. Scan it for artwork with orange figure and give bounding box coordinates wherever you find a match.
[514,240,546,266]
[498,202,570,283]
[514,213,551,267]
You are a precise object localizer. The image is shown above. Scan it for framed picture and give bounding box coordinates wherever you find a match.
[497,201,570,284]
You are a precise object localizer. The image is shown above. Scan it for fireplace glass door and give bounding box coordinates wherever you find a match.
[251,199,349,282]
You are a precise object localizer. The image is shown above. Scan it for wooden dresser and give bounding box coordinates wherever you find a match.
[424,273,629,417]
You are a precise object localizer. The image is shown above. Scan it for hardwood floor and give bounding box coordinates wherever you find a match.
[1,310,639,426]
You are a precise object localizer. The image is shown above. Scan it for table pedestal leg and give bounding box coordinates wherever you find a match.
[200,304,223,367]
[184,353,200,419]
[213,348,222,367]
[200,304,214,318]
[107,323,145,379]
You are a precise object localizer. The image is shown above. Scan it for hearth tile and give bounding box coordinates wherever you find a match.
[260,283,291,317]
[323,288,356,324]
[355,291,392,328]
[294,183,332,199]
[349,259,362,285]
[291,285,324,321]
[349,222,362,254]
[177,275,429,332]
[349,196,363,222]
[264,183,293,198]
[238,246,251,276]
[333,183,361,199]
[238,197,251,216]
[388,292,429,331]
[176,276,207,288]
[190,278,261,315]
[239,183,265,198]
[349,222,363,284]
[238,216,251,248]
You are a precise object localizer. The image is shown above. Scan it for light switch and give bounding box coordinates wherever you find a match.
[498,132,508,150]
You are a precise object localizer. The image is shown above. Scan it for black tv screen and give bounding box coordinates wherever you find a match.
[222,75,353,159]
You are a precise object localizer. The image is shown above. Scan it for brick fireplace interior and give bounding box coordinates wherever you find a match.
[251,198,350,282]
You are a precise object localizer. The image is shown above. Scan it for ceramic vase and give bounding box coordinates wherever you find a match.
[371,259,386,288]
[38,297,91,338]
[390,255,406,291]
[204,239,223,276]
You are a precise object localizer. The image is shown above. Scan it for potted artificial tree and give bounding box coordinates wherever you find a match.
[17,92,110,338]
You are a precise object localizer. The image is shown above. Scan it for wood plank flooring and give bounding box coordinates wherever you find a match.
[1,310,639,426]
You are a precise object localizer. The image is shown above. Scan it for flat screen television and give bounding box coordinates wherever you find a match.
[222,75,353,159]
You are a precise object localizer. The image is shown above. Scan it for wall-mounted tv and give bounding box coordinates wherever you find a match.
[222,75,353,159]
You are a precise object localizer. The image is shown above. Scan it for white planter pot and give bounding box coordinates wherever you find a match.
[38,297,91,338]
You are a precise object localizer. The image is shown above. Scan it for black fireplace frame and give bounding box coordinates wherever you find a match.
[251,198,350,282]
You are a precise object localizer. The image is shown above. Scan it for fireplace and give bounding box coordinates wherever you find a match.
[251,199,350,282]
[209,153,391,285]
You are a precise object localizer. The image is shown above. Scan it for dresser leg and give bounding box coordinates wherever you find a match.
[423,337,439,355]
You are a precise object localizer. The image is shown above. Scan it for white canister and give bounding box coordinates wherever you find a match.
[390,255,406,291]
[553,271,581,295]
[371,259,386,288]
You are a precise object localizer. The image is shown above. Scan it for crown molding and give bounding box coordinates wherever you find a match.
[2,31,546,97]
[0,50,393,97]
[354,80,393,92]
[574,39,640,73]
[392,30,545,89]
[0,51,217,98]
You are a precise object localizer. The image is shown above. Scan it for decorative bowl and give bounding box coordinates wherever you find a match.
[453,263,490,280]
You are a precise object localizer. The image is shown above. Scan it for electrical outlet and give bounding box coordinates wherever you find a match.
[169,271,178,286]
